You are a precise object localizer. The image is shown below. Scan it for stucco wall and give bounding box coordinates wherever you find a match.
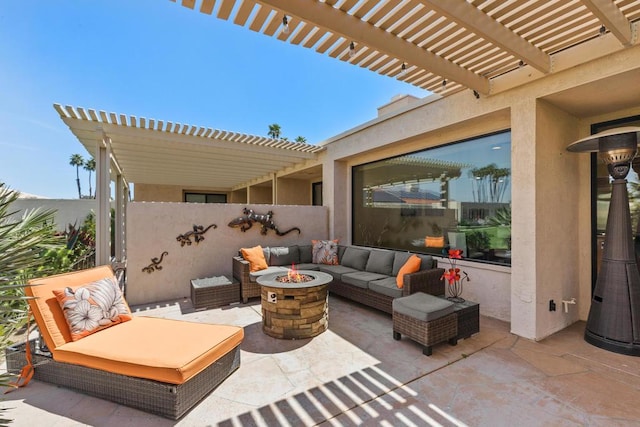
[9,199,97,231]
[534,100,581,338]
[437,258,511,322]
[248,186,272,204]
[134,183,230,202]
[230,189,247,204]
[126,202,328,305]
[320,44,640,339]
[276,178,311,205]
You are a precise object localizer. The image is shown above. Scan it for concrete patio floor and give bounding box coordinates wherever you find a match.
[2,295,640,426]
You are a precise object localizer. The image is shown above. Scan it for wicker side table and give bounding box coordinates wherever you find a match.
[447,298,480,340]
[191,276,240,310]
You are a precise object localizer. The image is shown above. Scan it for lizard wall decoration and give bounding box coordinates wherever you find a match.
[228,207,301,236]
[176,223,217,246]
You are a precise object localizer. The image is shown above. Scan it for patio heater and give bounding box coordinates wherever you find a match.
[567,127,640,356]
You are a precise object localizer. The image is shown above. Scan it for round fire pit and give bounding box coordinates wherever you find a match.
[257,270,333,339]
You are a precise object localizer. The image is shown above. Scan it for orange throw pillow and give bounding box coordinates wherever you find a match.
[241,245,269,272]
[396,255,422,288]
[53,276,132,342]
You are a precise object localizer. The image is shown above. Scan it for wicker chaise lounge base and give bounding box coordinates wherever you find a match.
[6,341,240,420]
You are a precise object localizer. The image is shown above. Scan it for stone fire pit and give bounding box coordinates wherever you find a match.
[256,270,333,339]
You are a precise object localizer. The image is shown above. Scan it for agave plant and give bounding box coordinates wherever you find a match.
[0,183,64,392]
[487,206,511,227]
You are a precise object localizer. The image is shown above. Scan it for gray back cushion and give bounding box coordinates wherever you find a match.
[365,249,395,275]
[337,245,347,262]
[340,247,371,270]
[418,254,435,270]
[392,252,413,276]
[299,245,313,263]
[269,246,300,266]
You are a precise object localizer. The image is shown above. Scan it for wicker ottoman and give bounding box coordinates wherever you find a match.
[191,276,240,310]
[392,292,458,356]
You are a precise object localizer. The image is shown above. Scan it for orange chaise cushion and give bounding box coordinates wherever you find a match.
[54,316,244,384]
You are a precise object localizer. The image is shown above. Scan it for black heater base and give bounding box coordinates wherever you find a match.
[585,329,640,356]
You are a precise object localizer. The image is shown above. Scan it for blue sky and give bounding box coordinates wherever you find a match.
[0,1,428,199]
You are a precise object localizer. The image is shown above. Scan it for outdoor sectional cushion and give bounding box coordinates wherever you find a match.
[392,292,454,322]
[368,277,404,299]
[317,264,358,281]
[269,246,300,266]
[340,247,371,271]
[295,263,320,271]
[417,254,436,270]
[392,252,413,276]
[299,245,313,263]
[54,316,243,384]
[341,271,389,289]
[365,249,395,276]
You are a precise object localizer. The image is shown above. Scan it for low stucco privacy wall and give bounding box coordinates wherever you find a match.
[10,199,97,231]
[126,202,329,305]
[442,260,511,322]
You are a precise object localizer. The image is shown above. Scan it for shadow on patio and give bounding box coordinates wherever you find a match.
[3,296,640,426]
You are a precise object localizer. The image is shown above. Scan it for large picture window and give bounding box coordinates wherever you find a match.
[352,131,512,265]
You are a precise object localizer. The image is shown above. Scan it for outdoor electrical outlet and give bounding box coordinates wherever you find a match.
[549,300,556,312]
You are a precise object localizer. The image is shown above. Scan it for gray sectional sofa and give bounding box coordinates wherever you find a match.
[232,244,445,313]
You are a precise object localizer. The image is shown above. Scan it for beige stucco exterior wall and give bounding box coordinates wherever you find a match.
[126,202,329,305]
[320,42,640,339]
[276,178,311,205]
[9,199,97,231]
[134,183,230,202]
[248,185,272,204]
[229,188,247,204]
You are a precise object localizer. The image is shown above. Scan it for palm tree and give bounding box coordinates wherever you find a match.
[84,157,96,198]
[0,183,63,394]
[69,154,84,198]
[267,123,281,139]
[294,136,307,143]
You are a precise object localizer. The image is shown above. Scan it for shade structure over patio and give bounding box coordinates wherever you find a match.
[174,0,640,98]
[53,103,325,266]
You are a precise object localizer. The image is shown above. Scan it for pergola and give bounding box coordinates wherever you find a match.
[54,104,324,265]
[173,0,640,97]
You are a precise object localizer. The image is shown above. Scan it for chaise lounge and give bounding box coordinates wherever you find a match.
[5,265,244,419]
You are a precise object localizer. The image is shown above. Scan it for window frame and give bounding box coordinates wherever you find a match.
[351,130,512,266]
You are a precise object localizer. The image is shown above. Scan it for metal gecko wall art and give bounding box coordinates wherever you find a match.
[142,251,168,273]
[228,207,301,236]
[176,223,217,246]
